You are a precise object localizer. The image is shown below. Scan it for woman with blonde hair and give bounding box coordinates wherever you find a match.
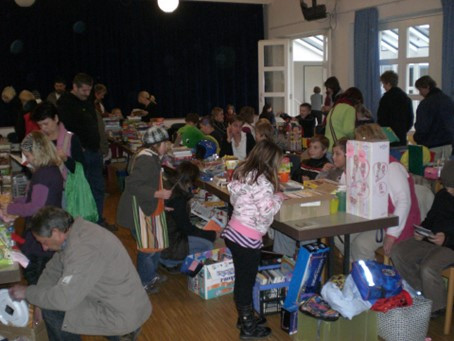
[349,123,421,261]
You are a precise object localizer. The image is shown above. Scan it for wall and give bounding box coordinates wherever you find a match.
[266,0,443,89]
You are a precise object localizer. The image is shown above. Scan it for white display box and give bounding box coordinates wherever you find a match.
[346,140,389,219]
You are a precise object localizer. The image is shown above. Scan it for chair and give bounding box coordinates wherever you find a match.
[442,266,454,335]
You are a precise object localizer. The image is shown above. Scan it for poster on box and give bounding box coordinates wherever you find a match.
[346,140,389,219]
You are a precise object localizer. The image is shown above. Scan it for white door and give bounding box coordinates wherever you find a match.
[258,39,292,116]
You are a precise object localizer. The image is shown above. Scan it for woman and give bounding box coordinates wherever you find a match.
[324,87,363,152]
[30,101,84,181]
[258,103,276,126]
[322,76,342,114]
[220,116,255,161]
[0,131,64,284]
[350,123,421,260]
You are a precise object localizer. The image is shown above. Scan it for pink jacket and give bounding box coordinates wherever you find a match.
[228,172,283,240]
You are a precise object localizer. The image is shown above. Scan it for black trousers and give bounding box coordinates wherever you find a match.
[225,238,261,307]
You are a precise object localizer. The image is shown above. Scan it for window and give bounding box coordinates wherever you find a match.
[378,16,442,121]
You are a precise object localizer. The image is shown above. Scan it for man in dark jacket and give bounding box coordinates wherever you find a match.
[377,71,413,146]
[413,75,454,160]
[57,73,106,226]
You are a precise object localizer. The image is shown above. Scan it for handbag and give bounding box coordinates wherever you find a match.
[132,167,169,252]
[64,162,99,222]
[328,109,338,143]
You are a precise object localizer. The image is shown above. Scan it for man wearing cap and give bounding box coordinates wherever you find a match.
[57,73,110,229]
[137,91,158,123]
[391,160,454,318]
[9,206,151,340]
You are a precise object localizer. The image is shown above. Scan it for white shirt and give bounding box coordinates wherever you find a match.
[232,131,247,161]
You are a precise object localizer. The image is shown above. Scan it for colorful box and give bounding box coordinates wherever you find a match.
[346,140,389,219]
[183,248,235,300]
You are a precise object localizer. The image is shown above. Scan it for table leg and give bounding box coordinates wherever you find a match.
[327,237,334,278]
[343,234,350,274]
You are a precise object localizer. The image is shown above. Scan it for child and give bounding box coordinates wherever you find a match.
[174,113,204,149]
[222,140,284,339]
[211,106,227,136]
[293,135,330,182]
[317,137,348,183]
[117,126,172,294]
[199,115,224,146]
[220,115,255,161]
[391,160,454,317]
[311,86,323,125]
[297,103,316,137]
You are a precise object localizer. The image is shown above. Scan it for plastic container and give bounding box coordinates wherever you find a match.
[336,185,346,212]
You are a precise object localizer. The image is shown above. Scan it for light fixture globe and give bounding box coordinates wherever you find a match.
[14,0,36,7]
[158,0,179,13]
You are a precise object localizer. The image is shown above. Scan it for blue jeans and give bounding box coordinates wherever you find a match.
[83,149,105,223]
[42,309,140,341]
[137,251,160,286]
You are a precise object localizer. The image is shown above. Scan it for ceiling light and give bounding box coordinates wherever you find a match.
[158,0,179,13]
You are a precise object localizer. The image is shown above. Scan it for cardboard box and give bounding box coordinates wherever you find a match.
[275,180,336,222]
[0,320,49,341]
[346,140,389,219]
[184,248,235,300]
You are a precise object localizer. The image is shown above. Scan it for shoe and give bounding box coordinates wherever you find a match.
[160,263,181,275]
[153,274,168,284]
[237,305,272,340]
[143,274,167,295]
[236,314,267,329]
[143,283,159,295]
[430,308,446,319]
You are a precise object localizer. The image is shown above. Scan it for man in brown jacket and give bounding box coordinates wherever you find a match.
[9,206,151,340]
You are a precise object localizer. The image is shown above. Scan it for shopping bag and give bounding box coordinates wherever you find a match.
[64,162,99,222]
[132,175,169,252]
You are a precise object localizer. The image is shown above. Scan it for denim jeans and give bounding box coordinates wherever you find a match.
[82,149,105,223]
[137,251,160,286]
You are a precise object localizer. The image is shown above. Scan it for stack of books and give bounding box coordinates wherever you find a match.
[169,147,193,165]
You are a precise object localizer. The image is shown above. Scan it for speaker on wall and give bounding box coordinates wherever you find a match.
[300,0,327,21]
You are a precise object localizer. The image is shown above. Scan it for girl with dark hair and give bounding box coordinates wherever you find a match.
[258,103,276,126]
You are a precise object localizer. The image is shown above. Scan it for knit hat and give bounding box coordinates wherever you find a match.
[142,126,169,145]
[440,160,454,188]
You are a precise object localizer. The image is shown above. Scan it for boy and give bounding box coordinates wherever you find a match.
[311,86,323,126]
[297,103,316,138]
[292,135,331,181]
[391,160,454,318]
[174,113,205,148]
[199,115,224,145]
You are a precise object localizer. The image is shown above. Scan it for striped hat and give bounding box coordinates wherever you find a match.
[142,126,169,145]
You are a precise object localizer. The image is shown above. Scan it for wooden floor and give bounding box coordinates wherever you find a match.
[82,179,452,341]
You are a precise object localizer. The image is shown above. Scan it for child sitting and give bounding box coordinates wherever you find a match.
[293,135,330,182]
[317,137,348,183]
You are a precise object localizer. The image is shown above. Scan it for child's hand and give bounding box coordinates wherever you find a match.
[428,232,445,246]
[155,189,172,200]
[414,232,425,241]
[322,163,335,171]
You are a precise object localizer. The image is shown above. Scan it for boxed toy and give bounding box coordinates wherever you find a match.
[182,248,234,300]
[281,242,329,335]
[346,140,389,219]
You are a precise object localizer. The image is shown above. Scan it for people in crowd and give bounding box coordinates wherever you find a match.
[46,77,66,106]
[321,76,342,114]
[355,103,374,127]
[160,162,217,272]
[199,116,224,146]
[30,102,85,181]
[239,106,256,138]
[220,115,255,161]
[310,86,323,126]
[137,91,158,123]
[9,206,151,341]
[292,135,330,181]
[16,90,39,142]
[297,103,316,138]
[117,126,172,294]
[174,113,202,148]
[324,87,363,152]
[0,131,63,286]
[254,118,274,143]
[110,107,123,118]
[377,71,413,146]
[57,73,107,227]
[211,106,227,137]
[225,104,236,124]
[391,160,454,318]
[317,137,348,183]
[222,140,284,339]
[258,103,276,126]
[93,83,109,117]
[1,86,22,127]
[350,123,421,260]
[413,75,454,160]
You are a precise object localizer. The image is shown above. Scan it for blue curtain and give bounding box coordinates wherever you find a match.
[442,0,454,99]
[0,0,263,122]
[354,7,381,119]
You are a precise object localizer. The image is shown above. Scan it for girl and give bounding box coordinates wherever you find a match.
[222,139,284,339]
[117,126,172,294]
[220,116,255,161]
[0,131,64,284]
[318,137,348,183]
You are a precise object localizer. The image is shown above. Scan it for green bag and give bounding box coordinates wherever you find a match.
[64,162,99,222]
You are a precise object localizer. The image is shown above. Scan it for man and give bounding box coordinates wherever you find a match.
[377,71,413,146]
[46,77,66,106]
[57,73,107,227]
[9,206,151,340]
[297,103,316,138]
[413,75,454,160]
[136,90,157,123]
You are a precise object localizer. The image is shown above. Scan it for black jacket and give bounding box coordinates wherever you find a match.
[377,87,413,147]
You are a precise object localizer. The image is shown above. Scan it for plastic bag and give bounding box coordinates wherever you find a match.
[321,274,372,320]
[64,162,99,222]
